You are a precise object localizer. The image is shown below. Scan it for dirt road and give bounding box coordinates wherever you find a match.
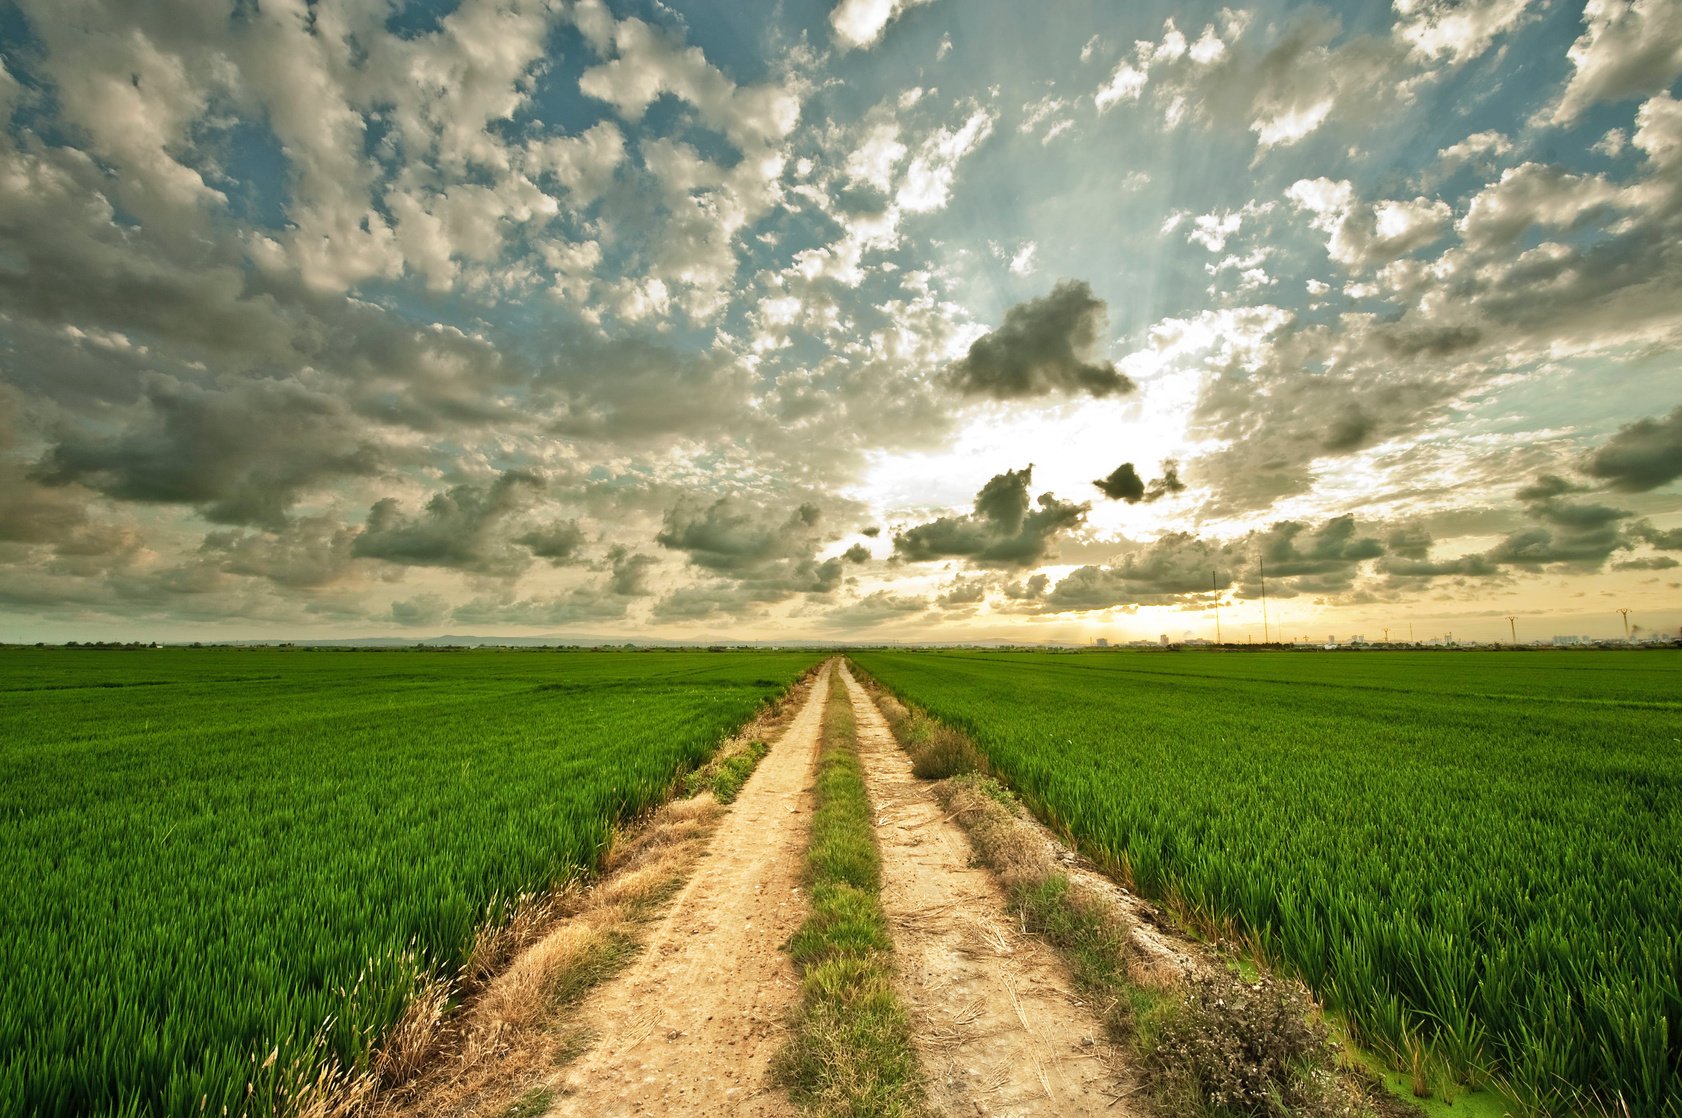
[545,661,832,1117]
[838,661,1139,1118]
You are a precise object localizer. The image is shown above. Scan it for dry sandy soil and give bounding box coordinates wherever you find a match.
[392,657,1153,1118]
[542,661,833,1118]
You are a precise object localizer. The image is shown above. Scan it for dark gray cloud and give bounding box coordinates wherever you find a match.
[1093,460,1185,503]
[947,281,1134,400]
[1612,556,1680,571]
[1631,521,1682,550]
[202,518,363,589]
[935,578,988,608]
[606,547,660,596]
[1003,573,1048,600]
[1478,479,1635,572]
[842,543,872,563]
[1583,406,1682,493]
[391,594,451,627]
[1038,515,1386,613]
[656,496,843,598]
[516,521,587,565]
[353,471,544,575]
[33,376,384,528]
[894,466,1088,569]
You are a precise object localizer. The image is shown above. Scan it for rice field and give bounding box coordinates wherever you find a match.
[849,649,1682,1116]
[0,646,819,1118]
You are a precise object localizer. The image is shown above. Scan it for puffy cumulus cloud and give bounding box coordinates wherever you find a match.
[575,3,801,152]
[656,496,845,599]
[934,578,989,608]
[1454,163,1629,251]
[516,521,588,565]
[1385,91,1682,358]
[1392,0,1539,63]
[894,466,1088,569]
[1039,515,1385,613]
[1286,178,1452,270]
[648,582,777,623]
[1091,11,1410,151]
[202,517,363,589]
[819,590,931,628]
[33,376,383,529]
[352,472,551,576]
[1093,461,1185,504]
[391,594,452,628]
[1552,0,1682,124]
[1582,406,1682,492]
[947,281,1133,400]
[830,0,938,50]
[1182,310,1475,514]
[606,547,660,596]
[1436,130,1515,172]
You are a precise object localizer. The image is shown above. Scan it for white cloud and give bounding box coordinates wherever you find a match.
[576,7,802,152]
[830,0,937,51]
[1094,63,1147,111]
[896,108,996,213]
[845,121,908,192]
[1288,179,1450,269]
[1090,12,1414,152]
[1552,0,1682,124]
[1455,163,1626,250]
[1437,130,1515,170]
[1392,0,1538,63]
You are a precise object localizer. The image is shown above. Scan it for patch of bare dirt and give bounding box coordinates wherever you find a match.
[360,664,828,1118]
[837,662,1144,1118]
[539,661,833,1117]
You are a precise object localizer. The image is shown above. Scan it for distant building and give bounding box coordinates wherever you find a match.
[1094,637,1110,648]
[1159,633,1170,646]
[1552,635,1587,646]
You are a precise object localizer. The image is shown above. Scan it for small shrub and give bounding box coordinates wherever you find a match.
[1147,969,1337,1118]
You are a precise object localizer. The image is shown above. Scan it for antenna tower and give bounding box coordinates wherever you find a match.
[1211,569,1222,644]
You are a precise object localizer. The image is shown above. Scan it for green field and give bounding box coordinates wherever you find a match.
[850,649,1682,1116]
[0,647,819,1118]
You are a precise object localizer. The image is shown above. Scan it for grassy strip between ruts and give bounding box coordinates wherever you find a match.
[774,667,927,1118]
[850,660,1421,1118]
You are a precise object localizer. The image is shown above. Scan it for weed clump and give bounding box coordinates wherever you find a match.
[853,668,985,780]
[775,669,927,1118]
[1147,969,1339,1117]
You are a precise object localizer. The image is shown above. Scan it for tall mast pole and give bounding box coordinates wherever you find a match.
[1212,569,1221,645]
[1259,554,1270,644]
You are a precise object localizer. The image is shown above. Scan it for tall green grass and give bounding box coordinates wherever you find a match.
[0,647,819,1118]
[851,649,1682,1117]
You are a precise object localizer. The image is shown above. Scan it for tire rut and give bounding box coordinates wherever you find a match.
[837,661,1142,1118]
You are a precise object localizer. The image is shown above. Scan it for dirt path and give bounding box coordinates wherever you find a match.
[543,661,832,1117]
[837,662,1140,1118]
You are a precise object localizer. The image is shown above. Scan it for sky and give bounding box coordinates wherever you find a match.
[1,0,1681,645]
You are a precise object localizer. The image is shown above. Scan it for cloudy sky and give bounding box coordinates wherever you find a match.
[2,0,1680,644]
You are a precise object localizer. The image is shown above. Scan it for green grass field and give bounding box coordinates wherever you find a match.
[849,649,1682,1116]
[0,647,819,1118]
